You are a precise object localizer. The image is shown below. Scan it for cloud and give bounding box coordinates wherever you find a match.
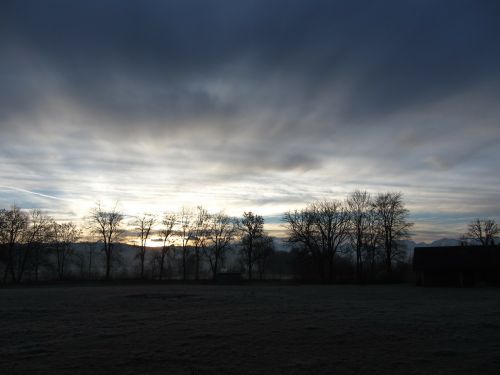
[3,0,500,127]
[0,0,499,240]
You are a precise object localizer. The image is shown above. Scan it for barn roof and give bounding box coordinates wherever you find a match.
[413,246,500,272]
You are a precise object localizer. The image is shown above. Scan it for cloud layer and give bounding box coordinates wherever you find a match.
[1,0,500,240]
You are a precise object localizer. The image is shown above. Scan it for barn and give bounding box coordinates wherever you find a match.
[413,245,500,287]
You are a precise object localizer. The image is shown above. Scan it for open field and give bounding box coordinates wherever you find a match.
[1,283,500,375]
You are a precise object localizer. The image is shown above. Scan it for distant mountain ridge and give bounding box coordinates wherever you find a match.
[409,238,461,249]
[403,237,500,252]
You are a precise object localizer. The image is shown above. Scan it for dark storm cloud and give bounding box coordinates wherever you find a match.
[2,0,500,130]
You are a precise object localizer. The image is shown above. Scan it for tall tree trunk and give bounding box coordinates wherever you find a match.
[105,247,111,280]
[88,247,93,280]
[356,247,363,283]
[328,254,335,282]
[370,251,376,281]
[213,255,218,281]
[140,250,145,279]
[16,247,31,283]
[315,252,325,282]
[6,245,16,283]
[182,246,187,281]
[356,230,363,282]
[385,234,392,281]
[195,248,200,281]
[159,252,166,281]
[34,248,39,282]
[248,251,253,280]
[385,249,392,281]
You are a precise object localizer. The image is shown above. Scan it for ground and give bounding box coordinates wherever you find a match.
[1,283,500,375]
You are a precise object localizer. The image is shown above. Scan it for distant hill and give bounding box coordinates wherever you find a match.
[408,238,461,249]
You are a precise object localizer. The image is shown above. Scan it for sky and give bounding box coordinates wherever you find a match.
[1,0,499,242]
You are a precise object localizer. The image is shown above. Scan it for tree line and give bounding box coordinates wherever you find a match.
[283,191,414,282]
[1,190,497,284]
[0,202,274,283]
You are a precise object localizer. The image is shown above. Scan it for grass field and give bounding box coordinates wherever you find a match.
[1,283,500,374]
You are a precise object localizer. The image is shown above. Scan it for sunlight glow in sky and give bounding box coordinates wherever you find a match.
[1,1,500,242]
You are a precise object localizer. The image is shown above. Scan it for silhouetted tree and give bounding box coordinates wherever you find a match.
[346,190,372,282]
[0,206,29,283]
[192,206,210,281]
[310,200,350,281]
[88,202,124,280]
[239,212,264,280]
[284,200,351,282]
[132,213,156,279]
[372,192,413,280]
[363,209,382,281]
[465,218,499,246]
[51,222,81,280]
[254,235,275,280]
[83,238,99,280]
[22,209,52,282]
[178,207,195,280]
[158,212,176,280]
[283,208,320,278]
[204,211,237,280]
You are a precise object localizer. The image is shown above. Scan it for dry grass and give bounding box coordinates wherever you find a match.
[1,283,500,374]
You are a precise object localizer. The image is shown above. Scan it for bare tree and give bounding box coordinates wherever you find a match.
[27,209,54,281]
[346,190,372,282]
[204,211,237,280]
[191,206,210,281]
[52,222,81,280]
[0,206,29,283]
[310,200,350,281]
[465,218,499,246]
[78,233,99,280]
[132,213,156,279]
[86,240,98,280]
[283,200,350,282]
[363,209,382,280]
[88,202,124,280]
[239,212,264,280]
[254,235,275,280]
[0,207,51,283]
[283,208,320,278]
[158,212,176,280]
[178,207,195,280]
[372,192,413,280]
